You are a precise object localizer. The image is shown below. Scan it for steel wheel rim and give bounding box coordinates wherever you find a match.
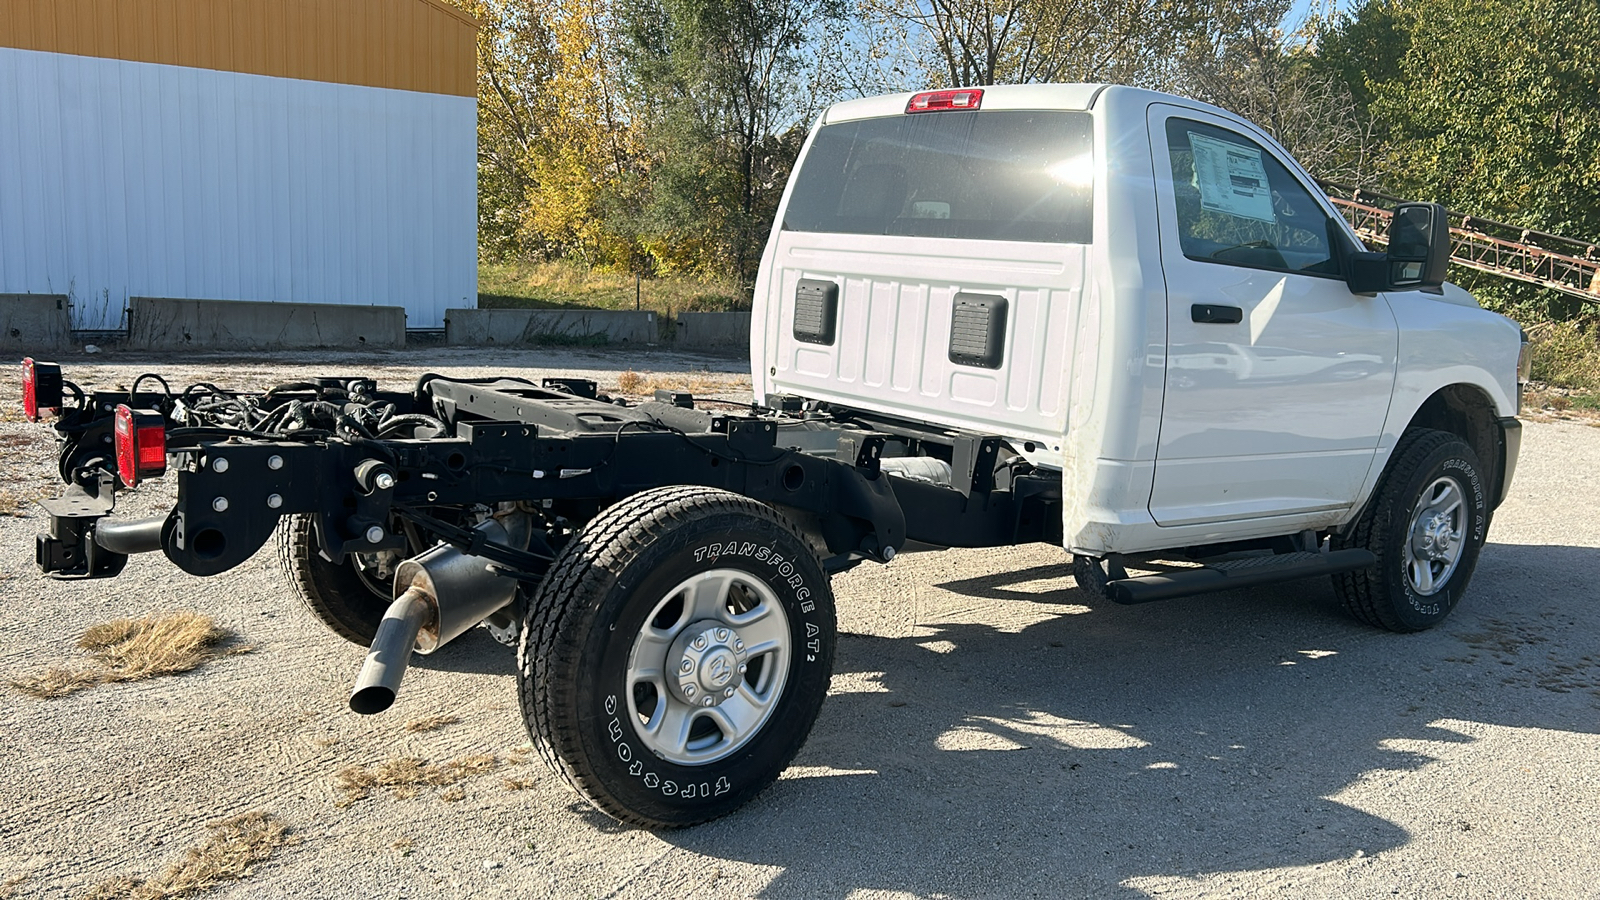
[1403,475,1467,596]
[625,569,791,766]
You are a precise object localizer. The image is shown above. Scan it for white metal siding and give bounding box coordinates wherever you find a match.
[0,47,475,329]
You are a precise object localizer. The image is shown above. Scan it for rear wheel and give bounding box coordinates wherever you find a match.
[275,514,395,645]
[520,486,836,828]
[1332,429,1488,632]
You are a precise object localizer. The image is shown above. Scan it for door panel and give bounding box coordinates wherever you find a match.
[1146,104,1398,526]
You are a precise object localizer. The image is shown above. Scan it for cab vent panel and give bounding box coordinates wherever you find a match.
[948,293,1008,369]
[794,279,839,345]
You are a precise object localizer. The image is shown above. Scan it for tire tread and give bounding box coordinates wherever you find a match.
[1333,428,1466,632]
[519,486,831,828]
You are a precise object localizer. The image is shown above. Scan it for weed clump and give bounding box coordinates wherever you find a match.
[81,811,289,899]
[11,612,250,699]
[334,753,503,805]
[404,715,461,733]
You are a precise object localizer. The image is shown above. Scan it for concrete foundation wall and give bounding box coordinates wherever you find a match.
[0,294,72,353]
[128,297,406,350]
[445,308,657,345]
[675,312,752,350]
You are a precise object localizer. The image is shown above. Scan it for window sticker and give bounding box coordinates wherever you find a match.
[1188,132,1276,223]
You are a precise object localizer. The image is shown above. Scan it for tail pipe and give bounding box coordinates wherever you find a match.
[349,587,431,715]
[347,514,530,715]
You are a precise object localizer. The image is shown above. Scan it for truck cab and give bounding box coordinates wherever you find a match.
[750,83,1523,562]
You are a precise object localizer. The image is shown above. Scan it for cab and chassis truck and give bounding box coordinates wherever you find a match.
[23,85,1527,828]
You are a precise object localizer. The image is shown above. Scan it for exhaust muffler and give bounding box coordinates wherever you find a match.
[348,514,529,714]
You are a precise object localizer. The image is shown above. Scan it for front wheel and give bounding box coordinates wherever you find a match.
[520,486,837,828]
[1332,429,1489,632]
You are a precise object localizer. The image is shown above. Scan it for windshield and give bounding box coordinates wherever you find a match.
[782,110,1093,244]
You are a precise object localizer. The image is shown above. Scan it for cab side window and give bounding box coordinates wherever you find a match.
[1164,118,1340,277]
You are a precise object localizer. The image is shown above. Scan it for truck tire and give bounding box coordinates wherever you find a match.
[1332,429,1488,632]
[519,486,836,828]
[275,514,392,645]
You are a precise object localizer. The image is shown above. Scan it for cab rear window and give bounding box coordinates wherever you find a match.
[782,110,1093,244]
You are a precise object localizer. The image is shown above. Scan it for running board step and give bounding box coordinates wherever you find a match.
[1107,549,1376,605]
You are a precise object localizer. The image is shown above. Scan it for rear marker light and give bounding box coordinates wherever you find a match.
[906,89,984,113]
[22,357,63,422]
[114,404,167,487]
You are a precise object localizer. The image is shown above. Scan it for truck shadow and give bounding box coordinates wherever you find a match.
[654,541,1600,898]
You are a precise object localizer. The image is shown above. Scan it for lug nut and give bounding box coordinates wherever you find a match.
[374,472,396,490]
[211,457,229,473]
[724,687,734,698]
[680,660,694,674]
[734,639,744,651]
[365,525,385,544]
[738,664,747,673]
[702,697,715,707]
[267,455,284,470]
[715,628,730,642]
[212,497,229,512]
[266,493,283,509]
[692,636,707,651]
[684,684,696,697]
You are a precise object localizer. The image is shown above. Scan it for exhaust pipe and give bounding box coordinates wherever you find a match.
[348,514,529,714]
[349,587,431,715]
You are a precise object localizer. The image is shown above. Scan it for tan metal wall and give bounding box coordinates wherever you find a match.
[0,0,476,96]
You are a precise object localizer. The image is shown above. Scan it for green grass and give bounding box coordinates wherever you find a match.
[479,260,747,316]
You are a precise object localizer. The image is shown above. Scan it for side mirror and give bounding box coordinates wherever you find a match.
[1346,201,1452,293]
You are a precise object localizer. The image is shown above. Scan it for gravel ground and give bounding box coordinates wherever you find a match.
[2,347,1598,900]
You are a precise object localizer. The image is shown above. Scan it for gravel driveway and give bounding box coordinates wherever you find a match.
[2,347,1597,899]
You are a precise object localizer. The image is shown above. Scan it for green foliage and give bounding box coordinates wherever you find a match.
[1339,0,1600,239]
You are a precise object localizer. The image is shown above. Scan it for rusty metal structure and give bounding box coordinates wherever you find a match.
[1321,181,1600,304]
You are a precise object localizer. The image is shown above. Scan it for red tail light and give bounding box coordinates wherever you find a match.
[906,89,983,113]
[115,404,166,487]
[22,358,63,422]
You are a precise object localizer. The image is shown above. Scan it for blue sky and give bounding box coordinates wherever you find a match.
[1281,0,1353,31]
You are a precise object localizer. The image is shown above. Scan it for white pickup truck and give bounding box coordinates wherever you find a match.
[755,82,1525,629]
[26,83,1526,828]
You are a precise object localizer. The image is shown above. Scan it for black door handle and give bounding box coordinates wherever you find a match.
[1191,304,1243,324]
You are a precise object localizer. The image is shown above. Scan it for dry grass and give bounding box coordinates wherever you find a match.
[0,485,44,518]
[501,776,540,791]
[404,714,461,733]
[1,874,29,899]
[79,811,289,900]
[1526,318,1600,391]
[613,370,751,398]
[479,259,745,315]
[11,612,250,699]
[334,753,502,805]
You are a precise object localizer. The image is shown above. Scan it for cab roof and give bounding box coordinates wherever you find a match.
[821,84,1106,124]
[819,83,1235,126]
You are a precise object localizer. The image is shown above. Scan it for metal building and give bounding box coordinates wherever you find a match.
[0,0,477,331]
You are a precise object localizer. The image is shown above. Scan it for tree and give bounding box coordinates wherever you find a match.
[1169,0,1378,184]
[851,0,1202,89]
[454,0,560,259]
[619,0,840,282]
